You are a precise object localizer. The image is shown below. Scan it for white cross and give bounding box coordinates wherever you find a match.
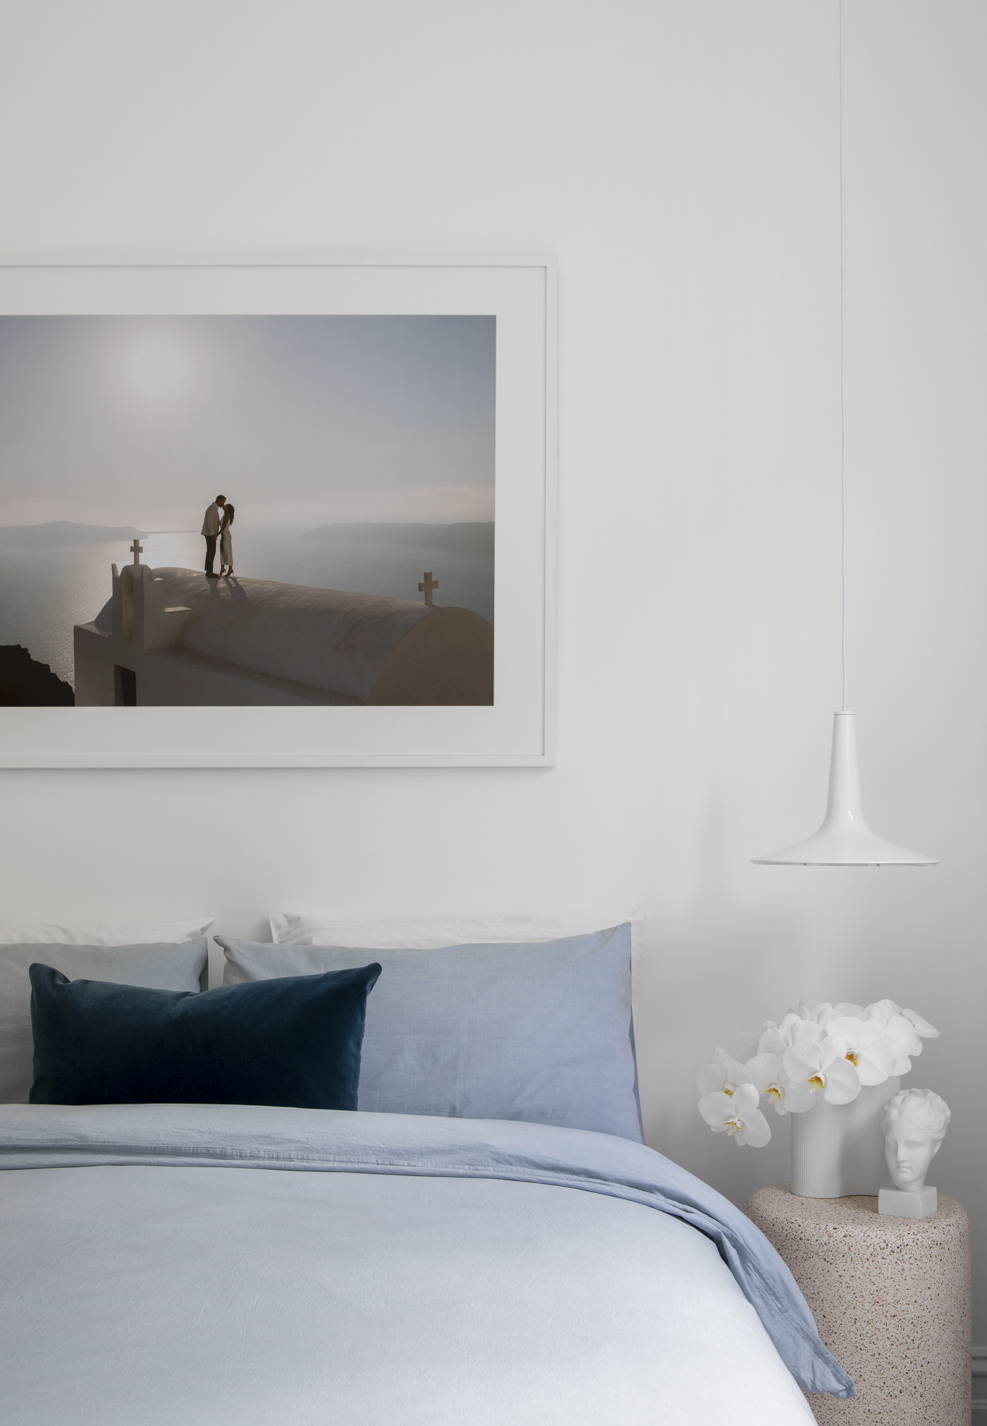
[418,571,438,606]
[130,539,144,569]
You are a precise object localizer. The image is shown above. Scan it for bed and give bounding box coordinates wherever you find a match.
[0,918,851,1423]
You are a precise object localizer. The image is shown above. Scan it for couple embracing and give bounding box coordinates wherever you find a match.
[201,495,236,578]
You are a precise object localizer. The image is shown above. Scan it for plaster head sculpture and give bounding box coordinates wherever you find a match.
[881,1088,950,1193]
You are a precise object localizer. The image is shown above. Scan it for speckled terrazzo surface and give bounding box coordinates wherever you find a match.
[747,1186,971,1425]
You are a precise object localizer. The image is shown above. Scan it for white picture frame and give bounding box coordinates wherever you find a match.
[0,256,556,767]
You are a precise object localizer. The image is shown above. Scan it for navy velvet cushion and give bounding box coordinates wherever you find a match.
[29,961,381,1109]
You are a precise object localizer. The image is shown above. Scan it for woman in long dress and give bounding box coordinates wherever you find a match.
[219,502,235,577]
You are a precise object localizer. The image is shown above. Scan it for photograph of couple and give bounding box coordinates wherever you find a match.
[0,313,496,709]
[201,496,236,579]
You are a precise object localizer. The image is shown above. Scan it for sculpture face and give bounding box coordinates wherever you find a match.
[884,1118,939,1192]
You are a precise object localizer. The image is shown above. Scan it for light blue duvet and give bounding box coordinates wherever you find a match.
[0,1103,850,1424]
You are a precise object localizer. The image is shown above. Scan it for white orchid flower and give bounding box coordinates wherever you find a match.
[698,1082,771,1147]
[696,1048,750,1098]
[825,1015,896,1087]
[866,999,938,1072]
[866,997,905,1025]
[758,1010,810,1055]
[901,1007,939,1040]
[882,1014,922,1075]
[806,1001,865,1030]
[828,1001,865,1021]
[783,1028,861,1106]
[866,998,937,1037]
[742,1051,798,1115]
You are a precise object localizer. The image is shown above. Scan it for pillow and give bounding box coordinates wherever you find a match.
[29,962,381,1110]
[1,940,208,1103]
[0,917,213,946]
[269,910,644,959]
[219,924,641,1141]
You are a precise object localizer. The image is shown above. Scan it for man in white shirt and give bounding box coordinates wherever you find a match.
[201,495,226,578]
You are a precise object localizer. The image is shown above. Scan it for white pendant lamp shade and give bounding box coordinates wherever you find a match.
[753,713,937,866]
[753,0,936,868]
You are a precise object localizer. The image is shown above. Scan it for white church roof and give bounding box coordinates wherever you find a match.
[91,567,492,704]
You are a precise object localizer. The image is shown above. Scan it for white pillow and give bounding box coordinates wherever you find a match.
[269,911,644,961]
[0,916,213,946]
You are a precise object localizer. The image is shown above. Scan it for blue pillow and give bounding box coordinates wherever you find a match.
[219,924,642,1140]
[29,961,381,1110]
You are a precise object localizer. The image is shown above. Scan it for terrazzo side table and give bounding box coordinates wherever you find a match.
[747,1185,970,1425]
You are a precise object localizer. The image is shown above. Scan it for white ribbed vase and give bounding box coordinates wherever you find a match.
[789,1078,901,1198]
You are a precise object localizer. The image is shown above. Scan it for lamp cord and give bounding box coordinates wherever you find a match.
[839,0,848,712]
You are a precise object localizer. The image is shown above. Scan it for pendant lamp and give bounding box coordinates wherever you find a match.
[753,1,936,868]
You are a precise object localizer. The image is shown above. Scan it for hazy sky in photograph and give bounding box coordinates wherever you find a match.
[0,315,495,530]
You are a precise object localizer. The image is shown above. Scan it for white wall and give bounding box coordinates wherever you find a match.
[1,0,983,1340]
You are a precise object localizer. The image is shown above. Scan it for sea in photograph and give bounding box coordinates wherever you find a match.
[0,526,495,689]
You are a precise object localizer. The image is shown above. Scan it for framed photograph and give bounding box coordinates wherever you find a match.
[0,257,555,766]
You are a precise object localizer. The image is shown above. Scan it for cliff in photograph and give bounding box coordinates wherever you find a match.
[0,645,74,705]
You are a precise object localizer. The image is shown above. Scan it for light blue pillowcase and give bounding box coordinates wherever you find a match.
[218,924,642,1142]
